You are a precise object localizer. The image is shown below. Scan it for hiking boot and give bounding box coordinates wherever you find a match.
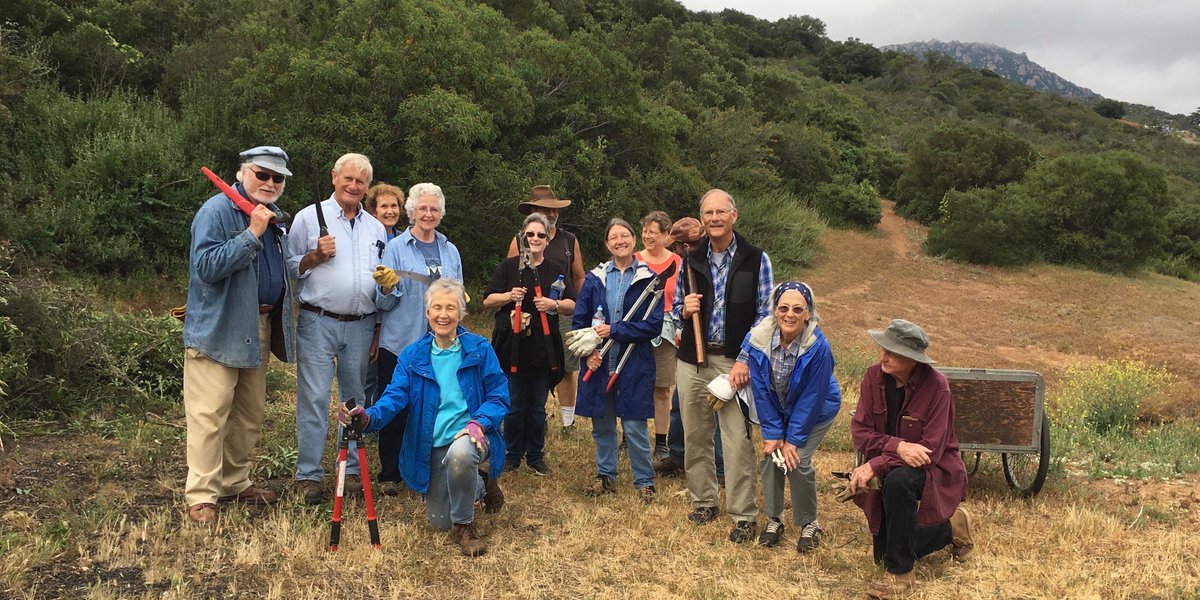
[450,522,488,557]
[482,472,505,514]
[342,474,363,497]
[218,485,277,505]
[585,475,616,497]
[379,480,402,497]
[295,480,323,505]
[527,460,552,476]
[728,520,757,544]
[652,454,682,477]
[652,445,670,463]
[188,503,217,525]
[797,520,823,553]
[638,485,657,504]
[758,517,785,547]
[949,506,974,561]
[687,506,719,525]
[868,571,916,599]
[503,459,520,473]
[560,424,575,438]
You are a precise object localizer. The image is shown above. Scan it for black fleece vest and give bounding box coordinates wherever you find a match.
[677,232,764,364]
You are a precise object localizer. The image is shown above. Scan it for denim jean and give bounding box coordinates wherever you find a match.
[761,416,836,525]
[591,389,655,489]
[503,373,549,464]
[872,467,953,573]
[294,311,374,481]
[667,388,723,477]
[426,436,487,529]
[373,348,406,482]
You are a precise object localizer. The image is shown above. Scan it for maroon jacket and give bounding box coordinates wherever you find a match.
[851,363,967,534]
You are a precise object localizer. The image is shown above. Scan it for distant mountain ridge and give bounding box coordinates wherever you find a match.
[883,40,1099,99]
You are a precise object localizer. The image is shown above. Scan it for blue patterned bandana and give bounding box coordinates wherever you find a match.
[772,281,813,311]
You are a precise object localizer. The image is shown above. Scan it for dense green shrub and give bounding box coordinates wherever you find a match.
[924,186,1039,266]
[892,123,1039,223]
[732,190,824,273]
[810,181,881,229]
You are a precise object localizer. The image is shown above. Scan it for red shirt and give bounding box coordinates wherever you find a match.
[635,251,681,314]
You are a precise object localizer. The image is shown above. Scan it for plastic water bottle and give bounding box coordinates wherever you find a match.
[592,304,605,327]
[549,274,566,300]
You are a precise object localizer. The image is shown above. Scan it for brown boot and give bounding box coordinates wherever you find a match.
[481,472,505,514]
[188,503,218,525]
[950,506,975,561]
[450,522,488,557]
[868,571,916,599]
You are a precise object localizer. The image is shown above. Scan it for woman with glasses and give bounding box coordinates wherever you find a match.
[570,218,663,502]
[483,213,575,476]
[373,183,463,494]
[635,210,682,464]
[728,281,840,552]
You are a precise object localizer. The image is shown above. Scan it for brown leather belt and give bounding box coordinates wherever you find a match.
[299,302,368,322]
[259,304,274,315]
[705,343,725,353]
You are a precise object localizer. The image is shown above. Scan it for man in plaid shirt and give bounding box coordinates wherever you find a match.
[672,188,773,543]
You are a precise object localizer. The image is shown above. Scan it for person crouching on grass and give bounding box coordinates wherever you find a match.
[847,319,974,598]
[568,218,663,502]
[729,282,841,552]
[342,279,509,557]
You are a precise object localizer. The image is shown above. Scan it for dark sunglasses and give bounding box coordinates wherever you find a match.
[250,168,286,184]
[776,305,808,314]
[524,231,548,239]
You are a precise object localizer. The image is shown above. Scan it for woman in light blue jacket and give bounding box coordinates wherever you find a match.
[734,281,840,552]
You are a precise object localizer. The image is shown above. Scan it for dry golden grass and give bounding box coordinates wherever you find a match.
[3,202,1200,599]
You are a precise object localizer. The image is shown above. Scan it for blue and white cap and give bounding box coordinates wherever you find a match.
[239,146,292,176]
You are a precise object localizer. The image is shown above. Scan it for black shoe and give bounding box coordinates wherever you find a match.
[729,520,757,544]
[527,460,551,476]
[687,506,719,525]
[503,459,520,473]
[797,520,823,553]
[758,518,785,547]
[585,475,616,496]
[652,455,683,477]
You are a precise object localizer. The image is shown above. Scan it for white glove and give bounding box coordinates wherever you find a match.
[564,327,603,357]
[772,449,789,474]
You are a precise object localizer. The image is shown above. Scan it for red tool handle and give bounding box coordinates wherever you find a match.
[533,284,552,336]
[201,166,257,217]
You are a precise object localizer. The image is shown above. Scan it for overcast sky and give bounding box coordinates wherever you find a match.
[678,0,1199,115]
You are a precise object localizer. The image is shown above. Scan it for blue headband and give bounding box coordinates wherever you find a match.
[773,281,813,310]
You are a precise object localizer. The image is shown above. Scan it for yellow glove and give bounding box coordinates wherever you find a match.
[706,393,727,412]
[373,265,400,289]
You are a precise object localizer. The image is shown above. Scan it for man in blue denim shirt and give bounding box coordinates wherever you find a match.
[183,145,296,524]
[287,153,388,504]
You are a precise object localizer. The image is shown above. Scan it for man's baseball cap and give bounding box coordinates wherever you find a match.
[239,146,293,176]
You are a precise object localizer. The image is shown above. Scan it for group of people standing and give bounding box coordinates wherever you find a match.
[182,145,974,598]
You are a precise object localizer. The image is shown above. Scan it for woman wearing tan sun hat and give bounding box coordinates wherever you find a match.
[506,185,588,435]
[848,319,973,599]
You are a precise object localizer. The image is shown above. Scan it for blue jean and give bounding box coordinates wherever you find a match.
[592,389,655,489]
[667,388,723,477]
[294,311,374,480]
[504,373,549,464]
[427,436,487,529]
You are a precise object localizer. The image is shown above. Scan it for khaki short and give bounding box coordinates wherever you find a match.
[652,340,677,388]
[559,317,580,372]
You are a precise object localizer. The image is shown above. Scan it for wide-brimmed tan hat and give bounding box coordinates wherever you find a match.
[868,319,936,364]
[518,185,572,214]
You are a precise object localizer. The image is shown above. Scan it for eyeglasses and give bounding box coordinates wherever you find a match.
[701,208,733,219]
[249,168,286,184]
[415,206,442,215]
[525,231,548,239]
[776,305,808,315]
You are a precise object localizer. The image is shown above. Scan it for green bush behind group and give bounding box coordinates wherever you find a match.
[1,0,1198,420]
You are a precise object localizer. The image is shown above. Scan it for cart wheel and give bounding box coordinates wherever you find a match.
[962,452,981,476]
[1002,418,1050,497]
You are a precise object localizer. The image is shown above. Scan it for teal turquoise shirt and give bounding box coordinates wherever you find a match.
[431,338,471,446]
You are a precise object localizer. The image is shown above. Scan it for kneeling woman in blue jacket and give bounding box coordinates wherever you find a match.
[571,218,663,502]
[730,281,840,552]
[343,279,510,557]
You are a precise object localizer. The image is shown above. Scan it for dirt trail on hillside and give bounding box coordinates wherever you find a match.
[801,201,1200,418]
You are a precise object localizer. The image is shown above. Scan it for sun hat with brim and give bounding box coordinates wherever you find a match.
[518,185,571,214]
[239,145,293,177]
[868,319,936,364]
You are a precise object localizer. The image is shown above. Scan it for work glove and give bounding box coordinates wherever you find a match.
[373,265,400,289]
[510,310,532,334]
[706,392,727,412]
[832,473,880,502]
[453,420,488,453]
[564,327,603,357]
[338,403,370,430]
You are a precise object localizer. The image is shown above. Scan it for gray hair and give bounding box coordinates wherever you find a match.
[522,212,551,233]
[234,162,256,184]
[604,217,636,240]
[699,188,736,211]
[333,153,373,182]
[406,182,447,221]
[424,278,468,317]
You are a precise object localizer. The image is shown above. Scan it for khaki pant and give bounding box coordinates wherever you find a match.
[677,354,759,522]
[183,314,270,507]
